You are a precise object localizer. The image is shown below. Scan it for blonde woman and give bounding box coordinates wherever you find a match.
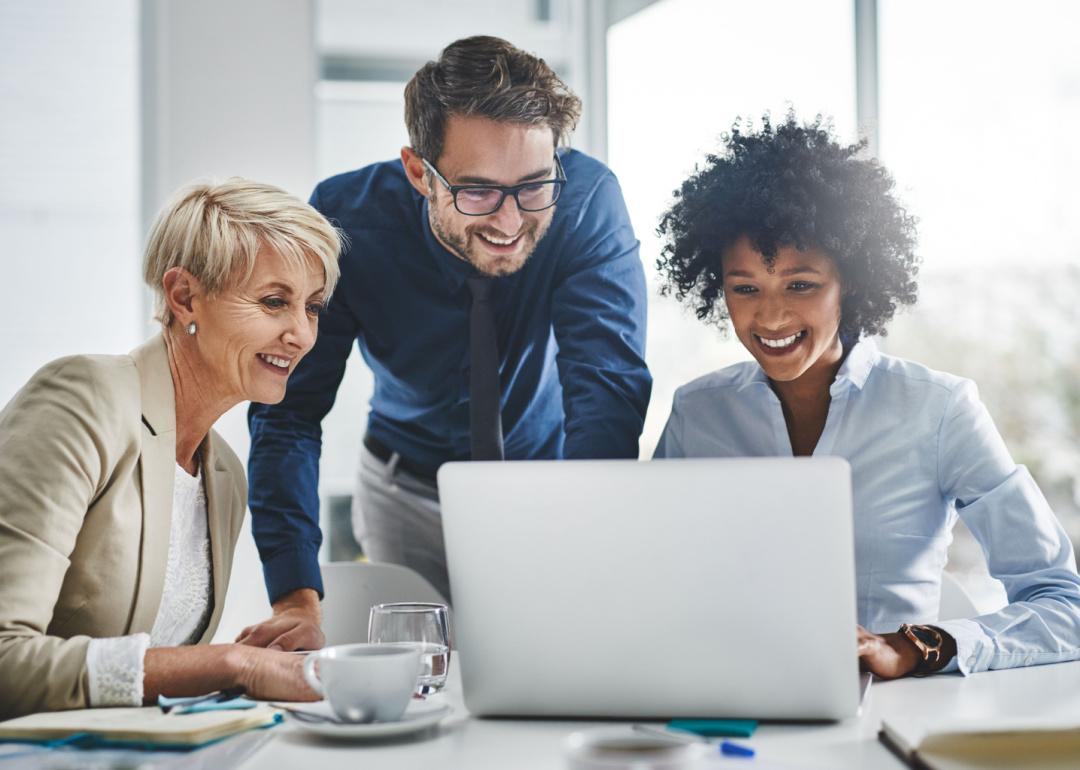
[0,179,341,718]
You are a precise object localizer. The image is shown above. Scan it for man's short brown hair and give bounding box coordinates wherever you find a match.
[404,36,582,163]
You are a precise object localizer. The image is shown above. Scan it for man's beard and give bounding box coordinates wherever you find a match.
[429,202,552,278]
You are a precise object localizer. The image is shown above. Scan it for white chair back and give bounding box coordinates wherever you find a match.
[320,561,446,646]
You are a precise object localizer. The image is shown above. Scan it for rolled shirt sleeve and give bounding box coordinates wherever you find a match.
[935,380,1080,674]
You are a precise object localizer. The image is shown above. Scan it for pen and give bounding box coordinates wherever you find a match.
[720,739,755,758]
[159,686,246,714]
[632,726,756,759]
[631,724,708,744]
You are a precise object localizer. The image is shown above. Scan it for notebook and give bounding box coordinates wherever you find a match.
[880,715,1080,770]
[0,705,279,749]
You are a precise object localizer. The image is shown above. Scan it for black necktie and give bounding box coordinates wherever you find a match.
[467,277,504,461]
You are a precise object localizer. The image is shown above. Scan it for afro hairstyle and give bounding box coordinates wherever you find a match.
[656,112,920,340]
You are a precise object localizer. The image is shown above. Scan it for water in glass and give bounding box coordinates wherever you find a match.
[368,602,451,694]
[417,641,450,691]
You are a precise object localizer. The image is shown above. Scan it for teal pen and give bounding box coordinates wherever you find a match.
[720,740,755,758]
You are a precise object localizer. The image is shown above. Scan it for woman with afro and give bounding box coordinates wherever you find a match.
[654,113,1080,679]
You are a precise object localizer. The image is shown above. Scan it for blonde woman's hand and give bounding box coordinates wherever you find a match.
[228,646,320,702]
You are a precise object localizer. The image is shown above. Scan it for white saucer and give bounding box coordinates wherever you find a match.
[281,699,451,740]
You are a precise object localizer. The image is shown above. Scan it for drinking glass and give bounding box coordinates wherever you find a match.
[367,602,451,694]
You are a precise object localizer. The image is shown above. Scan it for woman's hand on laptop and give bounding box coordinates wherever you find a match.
[855,625,922,679]
[857,624,958,679]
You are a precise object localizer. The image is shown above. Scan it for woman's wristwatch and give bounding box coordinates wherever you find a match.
[898,623,946,675]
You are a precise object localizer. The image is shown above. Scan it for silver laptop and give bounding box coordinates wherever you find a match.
[438,457,861,721]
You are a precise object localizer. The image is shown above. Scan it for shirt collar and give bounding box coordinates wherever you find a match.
[833,337,878,392]
[735,359,770,392]
[735,336,879,393]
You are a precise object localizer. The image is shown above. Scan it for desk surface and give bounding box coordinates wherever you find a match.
[240,659,1080,769]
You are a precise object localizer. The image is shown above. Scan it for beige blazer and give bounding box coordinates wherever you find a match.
[0,336,246,719]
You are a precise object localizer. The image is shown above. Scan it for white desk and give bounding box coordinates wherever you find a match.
[239,659,1080,769]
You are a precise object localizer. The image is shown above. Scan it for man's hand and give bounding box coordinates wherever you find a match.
[236,588,325,651]
[856,625,923,680]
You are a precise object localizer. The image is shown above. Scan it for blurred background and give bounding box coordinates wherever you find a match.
[2,0,1077,628]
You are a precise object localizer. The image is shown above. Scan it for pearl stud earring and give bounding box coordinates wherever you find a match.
[186,322,197,336]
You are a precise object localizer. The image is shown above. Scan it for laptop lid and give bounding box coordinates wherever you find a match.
[438,457,859,720]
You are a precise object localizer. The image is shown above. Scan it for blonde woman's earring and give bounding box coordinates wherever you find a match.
[186,322,197,336]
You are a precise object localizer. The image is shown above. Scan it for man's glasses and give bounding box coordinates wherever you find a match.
[422,154,566,216]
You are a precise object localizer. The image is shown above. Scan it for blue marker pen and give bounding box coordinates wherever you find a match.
[720,740,755,758]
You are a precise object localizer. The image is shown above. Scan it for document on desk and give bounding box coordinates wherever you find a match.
[880,715,1080,770]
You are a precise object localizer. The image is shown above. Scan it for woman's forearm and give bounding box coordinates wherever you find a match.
[143,644,245,702]
[143,643,316,704]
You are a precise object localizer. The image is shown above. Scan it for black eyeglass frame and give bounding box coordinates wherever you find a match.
[422,154,567,216]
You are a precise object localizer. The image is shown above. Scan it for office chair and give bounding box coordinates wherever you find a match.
[320,560,447,646]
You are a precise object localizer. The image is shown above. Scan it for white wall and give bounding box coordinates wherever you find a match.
[142,0,318,463]
[0,1,142,406]
[317,0,584,77]
[315,0,602,157]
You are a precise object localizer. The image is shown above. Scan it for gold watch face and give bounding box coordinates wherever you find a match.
[905,624,942,662]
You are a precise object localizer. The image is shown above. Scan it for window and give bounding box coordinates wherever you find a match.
[879,0,1080,546]
[608,0,856,455]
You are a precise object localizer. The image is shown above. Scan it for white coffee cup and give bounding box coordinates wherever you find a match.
[302,643,422,723]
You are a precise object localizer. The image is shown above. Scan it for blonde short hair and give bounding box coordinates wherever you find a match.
[144,178,343,325]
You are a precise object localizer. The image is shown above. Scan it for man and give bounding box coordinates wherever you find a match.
[238,36,651,650]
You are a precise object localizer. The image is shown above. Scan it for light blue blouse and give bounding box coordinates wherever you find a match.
[654,339,1080,674]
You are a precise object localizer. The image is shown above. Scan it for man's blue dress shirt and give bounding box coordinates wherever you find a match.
[654,339,1080,674]
[249,149,651,602]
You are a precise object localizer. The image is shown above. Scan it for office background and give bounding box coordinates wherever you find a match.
[2,0,1078,630]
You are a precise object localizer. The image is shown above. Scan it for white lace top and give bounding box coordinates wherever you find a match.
[85,464,214,706]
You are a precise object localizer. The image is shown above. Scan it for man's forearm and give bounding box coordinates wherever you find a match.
[272,587,322,620]
[248,404,326,602]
